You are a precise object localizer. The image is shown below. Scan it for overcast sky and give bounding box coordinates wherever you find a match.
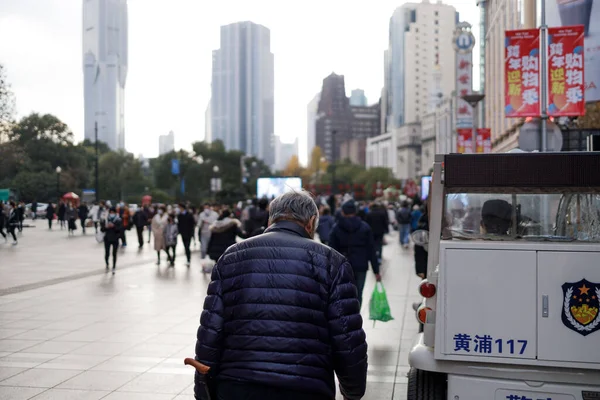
[0,0,480,163]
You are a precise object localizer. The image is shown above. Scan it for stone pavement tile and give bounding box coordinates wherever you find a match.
[368,349,400,366]
[366,365,397,383]
[39,320,92,331]
[0,368,82,388]
[0,329,27,340]
[365,330,402,351]
[98,331,157,344]
[101,393,175,400]
[121,343,187,358]
[0,367,27,382]
[118,372,192,394]
[69,342,134,357]
[9,330,70,341]
[393,383,408,400]
[0,319,48,330]
[0,312,36,322]
[91,356,165,373]
[0,339,41,352]
[147,358,192,375]
[0,386,46,400]
[145,333,194,346]
[22,341,88,354]
[52,329,113,343]
[173,395,193,400]
[56,370,139,391]
[0,352,58,368]
[37,354,111,371]
[28,388,110,400]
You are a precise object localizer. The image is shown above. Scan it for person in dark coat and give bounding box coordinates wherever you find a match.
[194,191,368,400]
[206,209,245,262]
[0,202,6,242]
[365,202,389,263]
[101,207,122,274]
[16,201,25,232]
[132,207,148,249]
[46,203,55,230]
[329,200,381,306]
[78,202,89,234]
[246,198,269,237]
[316,207,335,245]
[414,204,429,279]
[177,203,195,266]
[6,201,19,245]
[31,200,38,220]
[57,201,66,230]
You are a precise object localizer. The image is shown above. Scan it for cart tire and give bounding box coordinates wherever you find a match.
[407,368,446,400]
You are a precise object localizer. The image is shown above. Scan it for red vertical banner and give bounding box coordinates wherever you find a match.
[476,128,492,153]
[547,25,585,117]
[456,128,473,154]
[505,29,541,117]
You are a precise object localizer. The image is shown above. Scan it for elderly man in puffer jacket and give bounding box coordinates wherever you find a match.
[194,190,368,400]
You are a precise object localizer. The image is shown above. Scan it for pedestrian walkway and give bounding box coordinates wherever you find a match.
[0,223,422,400]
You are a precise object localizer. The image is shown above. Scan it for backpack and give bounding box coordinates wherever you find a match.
[397,208,411,224]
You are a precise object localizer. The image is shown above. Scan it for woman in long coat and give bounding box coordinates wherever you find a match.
[151,205,169,265]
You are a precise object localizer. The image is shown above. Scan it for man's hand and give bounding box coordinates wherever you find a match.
[375,273,382,282]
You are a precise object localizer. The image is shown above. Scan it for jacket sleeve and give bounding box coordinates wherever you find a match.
[367,227,380,275]
[328,259,368,400]
[194,264,225,400]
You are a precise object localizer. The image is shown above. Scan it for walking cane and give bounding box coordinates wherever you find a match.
[184,358,213,400]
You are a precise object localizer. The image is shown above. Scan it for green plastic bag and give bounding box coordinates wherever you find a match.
[369,282,394,324]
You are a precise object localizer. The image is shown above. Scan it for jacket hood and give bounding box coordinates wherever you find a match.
[337,216,363,233]
[210,218,241,233]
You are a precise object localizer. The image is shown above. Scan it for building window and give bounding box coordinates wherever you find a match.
[435,20,439,25]
[435,29,438,34]
[435,11,439,16]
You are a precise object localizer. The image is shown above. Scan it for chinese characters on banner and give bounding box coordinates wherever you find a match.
[456,128,473,154]
[548,25,586,116]
[456,53,473,128]
[456,129,491,153]
[505,29,541,117]
[476,128,492,153]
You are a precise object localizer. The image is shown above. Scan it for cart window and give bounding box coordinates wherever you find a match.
[444,193,600,242]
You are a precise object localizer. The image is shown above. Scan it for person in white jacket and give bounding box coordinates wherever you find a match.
[197,203,218,260]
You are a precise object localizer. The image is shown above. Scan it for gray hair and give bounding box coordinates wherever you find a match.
[268,190,319,228]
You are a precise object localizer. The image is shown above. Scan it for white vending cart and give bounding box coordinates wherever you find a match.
[408,152,600,400]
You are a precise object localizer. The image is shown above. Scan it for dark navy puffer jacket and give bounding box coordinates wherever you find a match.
[329,216,380,274]
[194,221,368,400]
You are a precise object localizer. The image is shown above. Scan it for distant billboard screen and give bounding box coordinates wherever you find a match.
[421,176,432,200]
[257,177,302,199]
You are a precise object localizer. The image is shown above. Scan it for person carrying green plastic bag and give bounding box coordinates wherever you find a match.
[370,281,394,325]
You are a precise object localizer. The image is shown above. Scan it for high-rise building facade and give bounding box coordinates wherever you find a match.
[384,1,458,128]
[274,136,298,171]
[210,21,274,166]
[350,89,368,106]
[315,73,380,166]
[306,93,320,165]
[158,131,175,156]
[82,0,128,150]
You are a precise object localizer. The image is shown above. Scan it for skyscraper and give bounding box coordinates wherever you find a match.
[210,21,275,166]
[350,89,368,106]
[384,1,458,128]
[158,131,175,155]
[82,0,128,150]
[306,93,320,164]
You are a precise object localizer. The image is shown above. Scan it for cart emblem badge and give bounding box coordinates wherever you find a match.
[562,279,600,336]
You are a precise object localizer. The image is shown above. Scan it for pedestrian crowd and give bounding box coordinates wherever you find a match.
[1,190,430,400]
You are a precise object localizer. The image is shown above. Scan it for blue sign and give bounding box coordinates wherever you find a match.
[180,178,185,195]
[454,31,475,53]
[171,159,180,175]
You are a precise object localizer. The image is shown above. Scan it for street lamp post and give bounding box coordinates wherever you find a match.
[211,165,221,200]
[461,93,485,152]
[94,121,99,203]
[56,166,62,202]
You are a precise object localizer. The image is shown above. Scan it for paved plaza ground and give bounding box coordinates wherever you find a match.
[0,220,422,400]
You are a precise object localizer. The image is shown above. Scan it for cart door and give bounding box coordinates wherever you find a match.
[443,249,537,359]
[538,251,600,364]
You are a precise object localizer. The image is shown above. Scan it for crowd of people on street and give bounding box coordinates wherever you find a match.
[1,189,430,400]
